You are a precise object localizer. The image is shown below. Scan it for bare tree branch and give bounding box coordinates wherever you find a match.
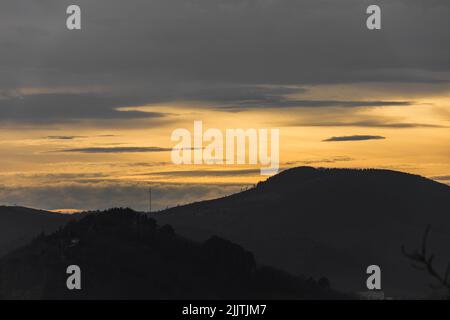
[402,225,450,291]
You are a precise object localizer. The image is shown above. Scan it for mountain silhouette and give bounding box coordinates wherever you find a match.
[153,167,450,298]
[0,208,345,299]
[1,167,449,298]
[0,206,75,258]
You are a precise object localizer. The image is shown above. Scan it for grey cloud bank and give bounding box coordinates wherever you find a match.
[0,93,167,123]
[0,0,449,124]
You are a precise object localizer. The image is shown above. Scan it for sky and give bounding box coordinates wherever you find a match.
[0,0,449,211]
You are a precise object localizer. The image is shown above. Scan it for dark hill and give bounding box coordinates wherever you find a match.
[0,206,75,258]
[0,208,344,299]
[154,167,450,298]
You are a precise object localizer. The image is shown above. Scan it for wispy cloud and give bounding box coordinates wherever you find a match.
[56,147,172,153]
[284,156,354,165]
[219,99,413,112]
[44,134,120,140]
[168,85,415,111]
[432,175,450,181]
[323,135,386,142]
[292,120,445,128]
[45,136,85,140]
[137,169,261,178]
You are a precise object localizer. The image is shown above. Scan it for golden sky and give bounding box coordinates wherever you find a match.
[0,83,449,211]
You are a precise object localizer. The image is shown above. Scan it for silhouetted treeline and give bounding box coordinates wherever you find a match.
[0,208,345,299]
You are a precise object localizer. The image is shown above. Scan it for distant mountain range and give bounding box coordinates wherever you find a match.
[0,208,344,299]
[0,206,75,257]
[153,167,450,298]
[1,167,449,298]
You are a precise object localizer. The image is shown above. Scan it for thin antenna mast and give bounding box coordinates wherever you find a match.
[148,186,152,213]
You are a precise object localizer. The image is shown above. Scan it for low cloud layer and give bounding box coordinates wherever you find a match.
[0,182,245,212]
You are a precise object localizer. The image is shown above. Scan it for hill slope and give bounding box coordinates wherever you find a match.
[153,167,450,297]
[0,206,74,257]
[0,208,344,299]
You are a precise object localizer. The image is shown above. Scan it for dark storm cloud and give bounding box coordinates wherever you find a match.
[0,0,449,116]
[323,135,386,142]
[57,147,172,153]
